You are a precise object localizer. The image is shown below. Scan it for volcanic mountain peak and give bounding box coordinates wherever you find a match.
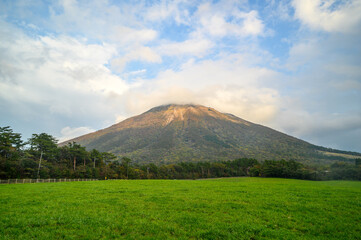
[147,104,250,126]
[62,104,361,164]
[62,104,252,148]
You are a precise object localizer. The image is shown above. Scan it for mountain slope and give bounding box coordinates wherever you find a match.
[62,104,360,164]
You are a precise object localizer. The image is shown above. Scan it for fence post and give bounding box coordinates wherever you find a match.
[8,179,10,184]
[23,179,25,184]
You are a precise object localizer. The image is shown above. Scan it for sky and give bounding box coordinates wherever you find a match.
[0,0,360,152]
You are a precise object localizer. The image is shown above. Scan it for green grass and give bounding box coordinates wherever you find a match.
[1,178,360,240]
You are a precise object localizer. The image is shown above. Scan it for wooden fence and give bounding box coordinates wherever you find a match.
[0,179,99,184]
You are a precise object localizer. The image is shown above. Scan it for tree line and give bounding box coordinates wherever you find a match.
[1,126,360,180]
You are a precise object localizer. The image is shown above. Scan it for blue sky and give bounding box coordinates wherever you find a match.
[0,0,361,152]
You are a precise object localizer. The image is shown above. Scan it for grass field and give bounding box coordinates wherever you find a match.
[1,178,360,240]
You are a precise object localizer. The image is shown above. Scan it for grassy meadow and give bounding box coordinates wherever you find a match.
[0,178,360,240]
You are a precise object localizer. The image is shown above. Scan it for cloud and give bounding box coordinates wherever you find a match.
[111,26,158,45]
[275,108,361,145]
[48,0,159,44]
[276,16,361,151]
[196,2,265,38]
[157,38,214,57]
[235,10,265,36]
[0,19,130,129]
[285,39,320,70]
[122,85,280,124]
[144,0,191,25]
[292,0,361,32]
[111,46,162,72]
[118,55,280,124]
[331,79,361,91]
[58,126,95,142]
[265,0,293,21]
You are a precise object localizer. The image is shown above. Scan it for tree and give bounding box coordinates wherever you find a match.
[27,133,59,178]
[0,126,24,178]
[0,126,23,159]
[121,157,132,179]
[90,149,101,168]
[28,133,58,159]
[101,152,116,163]
[66,142,88,171]
[101,152,116,179]
[356,159,361,166]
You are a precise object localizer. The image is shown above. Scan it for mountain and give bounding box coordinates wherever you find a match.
[61,104,361,164]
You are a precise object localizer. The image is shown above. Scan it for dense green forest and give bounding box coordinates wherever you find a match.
[1,126,360,181]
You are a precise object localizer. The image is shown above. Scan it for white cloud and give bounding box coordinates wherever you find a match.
[58,126,95,142]
[235,10,265,36]
[157,38,214,57]
[0,20,131,128]
[48,0,158,45]
[196,2,265,38]
[144,0,191,25]
[121,85,280,124]
[286,39,320,70]
[119,56,280,124]
[111,46,162,72]
[111,26,158,45]
[266,0,293,21]
[127,69,147,76]
[292,0,361,32]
